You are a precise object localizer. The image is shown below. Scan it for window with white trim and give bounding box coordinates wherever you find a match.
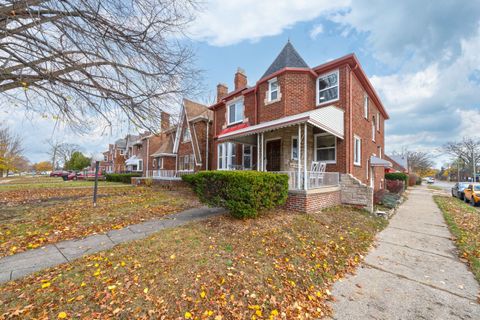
[364,95,369,118]
[138,159,143,171]
[314,134,336,163]
[243,145,252,169]
[372,118,376,142]
[182,127,191,142]
[317,70,339,105]
[378,146,382,159]
[354,135,361,166]
[179,154,194,171]
[268,78,279,102]
[119,149,124,155]
[291,136,298,160]
[227,101,244,125]
[218,142,236,170]
[376,112,380,131]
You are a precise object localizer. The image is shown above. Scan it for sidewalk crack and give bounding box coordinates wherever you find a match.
[388,226,452,240]
[379,240,458,261]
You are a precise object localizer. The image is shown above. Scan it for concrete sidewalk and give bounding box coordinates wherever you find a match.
[330,186,480,319]
[0,206,225,284]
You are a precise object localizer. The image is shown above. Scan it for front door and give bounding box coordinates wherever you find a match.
[266,139,281,171]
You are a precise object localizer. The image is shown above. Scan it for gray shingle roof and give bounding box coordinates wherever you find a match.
[261,41,309,79]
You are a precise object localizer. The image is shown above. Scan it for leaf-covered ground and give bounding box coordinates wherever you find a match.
[0,177,200,258]
[0,207,387,319]
[434,196,480,282]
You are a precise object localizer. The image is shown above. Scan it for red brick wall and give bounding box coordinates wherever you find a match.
[284,190,341,213]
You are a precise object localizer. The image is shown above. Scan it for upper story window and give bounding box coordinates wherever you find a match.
[372,117,376,142]
[314,133,336,164]
[364,95,369,118]
[119,149,124,155]
[227,100,244,125]
[268,78,279,102]
[183,126,191,142]
[354,135,361,166]
[376,112,380,131]
[317,70,339,105]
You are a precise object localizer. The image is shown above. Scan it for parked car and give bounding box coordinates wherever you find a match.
[50,170,68,177]
[463,184,480,206]
[426,177,435,184]
[77,170,105,181]
[451,182,470,200]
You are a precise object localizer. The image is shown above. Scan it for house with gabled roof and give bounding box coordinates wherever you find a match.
[208,41,392,212]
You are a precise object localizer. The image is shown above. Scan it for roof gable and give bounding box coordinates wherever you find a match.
[261,41,309,79]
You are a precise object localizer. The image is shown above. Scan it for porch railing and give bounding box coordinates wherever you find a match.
[272,171,339,190]
[147,170,194,179]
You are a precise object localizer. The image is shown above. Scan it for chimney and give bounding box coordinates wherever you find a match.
[216,83,228,103]
[234,67,247,90]
[161,111,170,131]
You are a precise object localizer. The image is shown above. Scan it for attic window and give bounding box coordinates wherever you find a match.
[183,127,191,142]
[268,78,279,102]
[317,70,339,105]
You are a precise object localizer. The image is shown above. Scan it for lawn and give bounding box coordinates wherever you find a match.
[0,177,200,258]
[0,206,387,319]
[434,196,480,282]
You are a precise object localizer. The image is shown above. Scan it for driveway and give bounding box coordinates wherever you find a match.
[329,186,480,319]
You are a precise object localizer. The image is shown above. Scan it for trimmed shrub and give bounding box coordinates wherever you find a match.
[182,171,289,219]
[105,173,142,184]
[385,172,408,189]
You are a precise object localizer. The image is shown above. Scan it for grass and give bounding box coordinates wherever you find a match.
[0,176,123,191]
[427,185,443,191]
[433,196,480,282]
[0,177,200,258]
[0,206,387,319]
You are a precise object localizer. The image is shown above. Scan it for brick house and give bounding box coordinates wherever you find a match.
[384,154,409,173]
[103,139,127,173]
[209,41,391,212]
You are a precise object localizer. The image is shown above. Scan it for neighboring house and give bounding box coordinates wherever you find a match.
[173,98,213,173]
[208,41,391,212]
[104,139,127,173]
[384,154,409,173]
[123,134,143,173]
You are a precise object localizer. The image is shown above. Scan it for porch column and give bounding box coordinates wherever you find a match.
[297,124,301,189]
[257,134,260,171]
[304,123,308,191]
[260,132,264,171]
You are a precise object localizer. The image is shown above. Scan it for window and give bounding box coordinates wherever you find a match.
[119,149,124,155]
[228,101,244,125]
[243,145,252,169]
[218,142,236,170]
[268,78,279,101]
[376,112,380,131]
[183,127,191,142]
[179,154,194,171]
[378,146,382,158]
[317,70,339,105]
[153,158,157,168]
[354,136,361,166]
[138,160,143,171]
[364,95,369,118]
[314,134,336,163]
[372,118,376,142]
[291,136,298,160]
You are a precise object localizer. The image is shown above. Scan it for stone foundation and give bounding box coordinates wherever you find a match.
[340,174,374,212]
[131,177,189,190]
[284,187,341,213]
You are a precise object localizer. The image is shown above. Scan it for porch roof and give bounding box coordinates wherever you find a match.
[217,105,344,141]
[125,155,140,166]
[370,156,392,168]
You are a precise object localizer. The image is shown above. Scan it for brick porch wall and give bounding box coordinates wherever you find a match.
[284,187,341,213]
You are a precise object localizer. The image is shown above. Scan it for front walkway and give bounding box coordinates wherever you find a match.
[0,206,225,284]
[330,186,480,319]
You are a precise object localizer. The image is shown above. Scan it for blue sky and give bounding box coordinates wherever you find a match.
[3,0,480,167]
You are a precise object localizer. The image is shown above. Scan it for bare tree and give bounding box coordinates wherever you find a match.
[0,0,200,132]
[0,123,24,176]
[444,137,480,180]
[393,150,434,176]
[46,140,79,169]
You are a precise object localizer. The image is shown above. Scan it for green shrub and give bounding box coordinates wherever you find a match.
[105,173,142,184]
[182,171,289,219]
[385,172,408,189]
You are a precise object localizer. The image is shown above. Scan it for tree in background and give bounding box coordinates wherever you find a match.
[46,141,80,169]
[0,0,199,132]
[33,161,53,172]
[64,151,91,171]
[444,138,480,181]
[0,124,24,176]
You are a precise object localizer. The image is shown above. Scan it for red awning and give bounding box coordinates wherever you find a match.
[217,123,249,137]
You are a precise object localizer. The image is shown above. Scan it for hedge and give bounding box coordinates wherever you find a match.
[385,172,408,189]
[182,171,289,219]
[105,173,142,184]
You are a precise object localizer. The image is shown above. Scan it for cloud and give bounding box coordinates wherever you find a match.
[309,24,324,39]
[190,0,349,46]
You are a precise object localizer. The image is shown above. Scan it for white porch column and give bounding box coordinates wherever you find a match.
[297,124,301,189]
[257,134,260,171]
[261,132,264,171]
[304,123,308,190]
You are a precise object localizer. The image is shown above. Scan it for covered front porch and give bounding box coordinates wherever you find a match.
[217,106,344,191]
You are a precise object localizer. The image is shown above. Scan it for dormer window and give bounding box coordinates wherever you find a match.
[228,99,244,125]
[317,70,339,105]
[268,78,279,102]
[183,127,191,142]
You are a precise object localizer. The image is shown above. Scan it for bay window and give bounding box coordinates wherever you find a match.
[317,70,339,105]
[314,134,336,163]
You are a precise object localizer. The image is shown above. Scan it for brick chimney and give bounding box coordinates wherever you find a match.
[216,83,228,103]
[161,111,170,131]
[234,67,247,90]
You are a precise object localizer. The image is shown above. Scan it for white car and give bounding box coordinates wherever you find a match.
[426,177,435,184]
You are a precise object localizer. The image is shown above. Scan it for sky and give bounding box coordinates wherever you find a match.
[2,0,480,167]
